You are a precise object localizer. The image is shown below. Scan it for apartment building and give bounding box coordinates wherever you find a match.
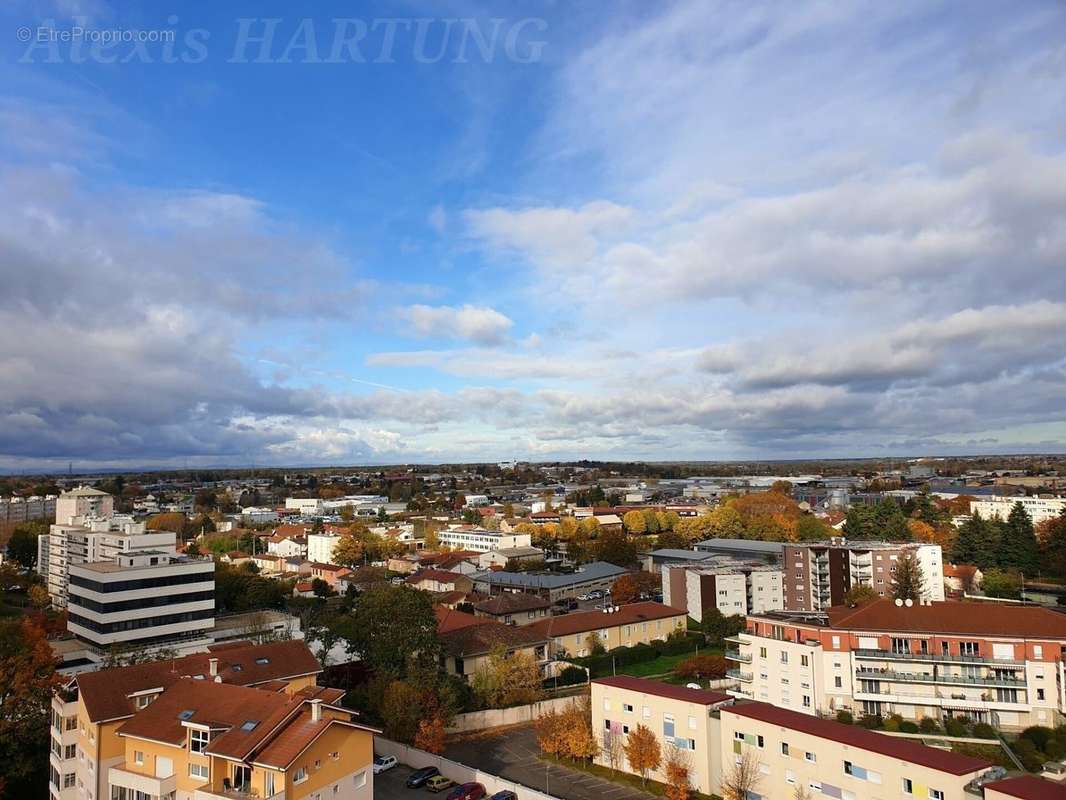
[729,599,1066,729]
[437,527,532,553]
[472,560,627,601]
[592,676,733,795]
[662,562,784,622]
[0,493,56,523]
[55,486,114,523]
[970,495,1066,524]
[67,552,216,656]
[48,640,325,800]
[782,540,945,611]
[528,601,687,658]
[590,677,1000,800]
[720,700,994,800]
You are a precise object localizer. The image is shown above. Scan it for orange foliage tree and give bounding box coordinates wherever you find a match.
[623,723,662,785]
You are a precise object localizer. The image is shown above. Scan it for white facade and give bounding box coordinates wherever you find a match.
[285,497,323,513]
[437,528,532,553]
[970,495,1066,524]
[662,563,784,622]
[267,535,306,558]
[54,486,113,525]
[66,552,215,652]
[239,506,279,524]
[308,532,341,564]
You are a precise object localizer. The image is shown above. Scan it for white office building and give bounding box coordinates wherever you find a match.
[969,495,1066,524]
[438,527,532,553]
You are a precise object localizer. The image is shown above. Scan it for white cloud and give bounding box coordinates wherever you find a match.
[428,204,447,234]
[400,304,514,345]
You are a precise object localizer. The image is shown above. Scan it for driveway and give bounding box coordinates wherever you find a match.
[374,763,436,799]
[443,724,656,800]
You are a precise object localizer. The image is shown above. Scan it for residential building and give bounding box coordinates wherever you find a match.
[696,538,786,561]
[67,552,215,656]
[472,560,627,602]
[782,540,945,611]
[55,486,114,524]
[643,548,718,573]
[308,562,352,588]
[437,527,532,553]
[48,640,325,800]
[434,607,548,678]
[405,569,474,594]
[0,493,56,523]
[662,562,784,622]
[266,527,309,558]
[730,599,1066,729]
[970,495,1066,525]
[472,593,552,626]
[307,532,342,565]
[985,776,1066,800]
[477,546,545,570]
[528,601,688,658]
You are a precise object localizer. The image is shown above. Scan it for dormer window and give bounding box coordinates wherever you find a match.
[190,729,210,753]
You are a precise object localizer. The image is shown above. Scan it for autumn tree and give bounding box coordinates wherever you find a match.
[27,584,50,609]
[561,698,599,762]
[535,708,566,757]
[331,533,366,568]
[890,551,925,601]
[593,529,639,567]
[381,680,423,743]
[664,746,693,800]
[413,714,447,753]
[559,516,579,539]
[585,632,606,655]
[655,530,688,550]
[610,571,661,604]
[471,647,543,708]
[623,510,647,533]
[673,654,728,681]
[146,512,187,533]
[721,749,762,800]
[579,517,601,536]
[624,723,662,785]
[641,508,660,534]
[0,619,62,796]
[842,583,879,607]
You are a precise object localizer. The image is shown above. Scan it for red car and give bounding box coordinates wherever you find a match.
[446,782,486,800]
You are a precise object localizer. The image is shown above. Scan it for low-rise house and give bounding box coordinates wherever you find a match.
[221,550,252,567]
[266,529,308,558]
[251,553,287,574]
[477,546,545,570]
[434,607,548,679]
[308,562,352,588]
[472,560,627,602]
[406,569,474,594]
[472,593,552,626]
[944,563,982,594]
[528,601,688,657]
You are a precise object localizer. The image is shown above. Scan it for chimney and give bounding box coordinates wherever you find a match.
[208,657,219,677]
[310,699,322,722]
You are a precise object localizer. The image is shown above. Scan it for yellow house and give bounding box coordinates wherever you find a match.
[110,677,377,800]
[528,601,688,658]
[49,640,325,800]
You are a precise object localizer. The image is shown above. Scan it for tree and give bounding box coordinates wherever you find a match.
[559,698,598,762]
[593,529,638,567]
[331,533,366,568]
[536,708,567,758]
[579,517,601,536]
[673,654,728,681]
[610,572,660,604]
[6,522,46,569]
[843,583,879,607]
[603,727,625,774]
[795,515,833,541]
[146,512,187,533]
[27,584,50,609]
[664,746,693,800]
[0,619,61,796]
[642,508,660,534]
[1000,502,1039,575]
[623,724,661,785]
[700,607,745,646]
[982,568,1022,599]
[414,714,447,754]
[890,551,925,601]
[338,584,440,676]
[311,577,334,598]
[381,680,423,743]
[655,530,687,550]
[471,647,544,708]
[585,632,606,655]
[1041,510,1066,579]
[952,512,1000,570]
[721,749,762,800]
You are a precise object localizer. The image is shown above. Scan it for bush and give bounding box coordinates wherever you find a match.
[554,666,588,687]
[673,655,728,680]
[899,721,920,734]
[944,718,968,738]
[658,632,701,656]
[882,717,900,732]
[1021,725,1055,751]
[972,723,997,740]
[1012,738,1045,772]
[835,710,854,725]
[919,717,940,734]
[858,714,883,729]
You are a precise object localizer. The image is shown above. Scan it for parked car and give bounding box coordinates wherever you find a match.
[426,776,455,793]
[446,783,487,800]
[578,589,604,601]
[489,792,518,800]
[372,755,397,774]
[406,766,440,788]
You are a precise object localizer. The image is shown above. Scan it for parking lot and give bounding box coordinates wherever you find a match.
[442,724,657,800]
[374,762,440,799]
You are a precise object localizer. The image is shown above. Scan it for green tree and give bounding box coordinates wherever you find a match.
[641,508,660,534]
[795,515,833,541]
[952,512,1000,570]
[700,608,745,647]
[982,568,1022,599]
[339,584,439,676]
[6,522,45,569]
[592,529,639,567]
[1000,502,1039,575]
[889,551,925,601]
[655,530,687,550]
[843,583,879,607]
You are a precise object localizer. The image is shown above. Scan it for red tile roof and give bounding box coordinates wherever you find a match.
[985,775,1066,800]
[439,619,548,657]
[408,569,468,585]
[594,676,731,706]
[76,640,322,723]
[527,601,687,639]
[434,606,488,634]
[825,599,1066,638]
[725,702,993,776]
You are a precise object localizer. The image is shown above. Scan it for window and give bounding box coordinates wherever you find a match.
[134,750,144,766]
[844,761,853,775]
[800,655,809,667]
[781,742,789,756]
[353,770,367,788]
[929,790,944,800]
[1038,689,1046,701]
[805,751,816,763]
[785,769,796,785]
[623,703,633,714]
[642,706,650,718]
[603,699,611,711]
[688,716,697,730]
[63,773,75,789]
[834,676,843,688]
[189,763,209,779]
[64,744,76,760]
[780,652,789,664]
[294,767,308,784]
[190,729,210,753]
[802,695,811,708]
[759,647,767,658]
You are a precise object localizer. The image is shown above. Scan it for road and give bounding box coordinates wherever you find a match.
[442,724,656,800]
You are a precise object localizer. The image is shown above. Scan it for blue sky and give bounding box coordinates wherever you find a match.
[1,0,1065,470]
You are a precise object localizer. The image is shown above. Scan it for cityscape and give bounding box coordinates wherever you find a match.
[2,3,1066,800]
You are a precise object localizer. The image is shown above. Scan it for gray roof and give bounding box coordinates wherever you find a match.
[473,560,626,589]
[695,538,785,554]
[648,549,716,561]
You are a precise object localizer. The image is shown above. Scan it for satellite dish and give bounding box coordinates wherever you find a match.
[894,598,904,607]
[904,598,914,607]
[686,683,701,690]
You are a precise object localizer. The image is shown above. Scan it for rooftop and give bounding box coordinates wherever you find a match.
[473,593,551,615]
[647,549,716,561]
[984,775,1066,800]
[696,538,785,554]
[439,618,548,657]
[725,701,993,776]
[594,675,731,706]
[474,560,627,589]
[823,598,1066,638]
[528,601,687,638]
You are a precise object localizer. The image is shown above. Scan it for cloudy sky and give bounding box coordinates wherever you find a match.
[1,0,1065,470]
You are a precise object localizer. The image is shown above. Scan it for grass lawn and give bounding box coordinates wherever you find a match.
[950,742,1017,770]
[614,649,717,678]
[541,754,722,800]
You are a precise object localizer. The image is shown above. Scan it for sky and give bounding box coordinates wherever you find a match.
[0,0,1065,471]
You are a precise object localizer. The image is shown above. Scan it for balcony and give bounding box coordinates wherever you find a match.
[855,668,1025,689]
[723,634,749,646]
[109,763,177,799]
[194,787,285,800]
[727,669,753,683]
[854,649,1022,667]
[725,650,752,663]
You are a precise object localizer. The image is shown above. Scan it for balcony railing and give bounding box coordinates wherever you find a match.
[855,668,1025,688]
[725,650,752,663]
[854,649,1022,667]
[727,669,753,682]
